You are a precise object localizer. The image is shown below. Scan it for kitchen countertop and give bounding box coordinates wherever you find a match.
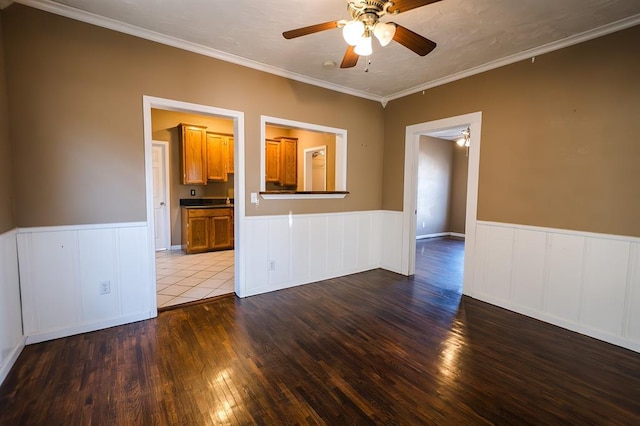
[181,204,233,209]
[180,197,233,207]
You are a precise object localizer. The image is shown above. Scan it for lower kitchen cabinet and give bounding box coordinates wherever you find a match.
[181,207,234,254]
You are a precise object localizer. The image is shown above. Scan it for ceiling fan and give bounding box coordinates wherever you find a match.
[283,0,441,69]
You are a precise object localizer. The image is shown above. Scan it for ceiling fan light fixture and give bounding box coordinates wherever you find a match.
[354,35,372,56]
[373,22,396,47]
[342,20,365,46]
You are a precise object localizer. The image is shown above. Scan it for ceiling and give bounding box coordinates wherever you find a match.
[13,0,640,103]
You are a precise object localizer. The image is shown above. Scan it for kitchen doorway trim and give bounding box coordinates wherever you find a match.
[401,111,482,297]
[142,96,246,313]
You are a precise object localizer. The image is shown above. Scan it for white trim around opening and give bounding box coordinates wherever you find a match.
[401,112,482,296]
[142,96,246,310]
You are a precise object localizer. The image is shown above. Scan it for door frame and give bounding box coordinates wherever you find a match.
[401,112,482,296]
[152,140,171,251]
[143,96,245,313]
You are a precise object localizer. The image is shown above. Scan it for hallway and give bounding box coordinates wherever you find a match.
[414,237,464,293]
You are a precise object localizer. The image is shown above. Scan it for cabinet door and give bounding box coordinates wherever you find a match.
[207,133,228,182]
[180,124,208,185]
[187,216,210,253]
[227,137,234,174]
[209,215,232,250]
[265,140,280,183]
[279,138,297,187]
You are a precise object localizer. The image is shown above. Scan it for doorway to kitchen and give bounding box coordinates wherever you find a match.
[143,96,245,312]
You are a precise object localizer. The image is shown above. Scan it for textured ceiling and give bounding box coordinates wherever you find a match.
[20,0,640,101]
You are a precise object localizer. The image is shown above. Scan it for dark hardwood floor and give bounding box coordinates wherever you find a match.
[1,238,640,424]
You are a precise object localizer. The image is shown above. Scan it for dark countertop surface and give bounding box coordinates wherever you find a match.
[180,197,233,207]
[182,204,233,209]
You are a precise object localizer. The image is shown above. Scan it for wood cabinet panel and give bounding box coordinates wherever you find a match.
[179,124,208,185]
[278,137,297,187]
[210,216,232,250]
[265,139,280,183]
[187,217,210,252]
[227,137,235,174]
[206,133,228,182]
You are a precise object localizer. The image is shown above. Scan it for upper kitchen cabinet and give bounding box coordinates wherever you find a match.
[265,137,297,188]
[179,123,208,185]
[206,132,232,182]
[227,136,235,174]
[265,139,280,183]
[277,137,297,187]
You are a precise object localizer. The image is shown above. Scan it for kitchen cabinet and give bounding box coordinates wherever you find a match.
[179,123,208,185]
[206,132,231,182]
[265,139,280,183]
[278,137,297,187]
[181,207,234,254]
[265,137,297,187]
[227,136,234,174]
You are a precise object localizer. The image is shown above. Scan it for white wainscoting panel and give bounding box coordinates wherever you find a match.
[511,229,547,310]
[474,221,640,352]
[627,244,640,341]
[17,223,154,344]
[581,238,630,336]
[242,211,390,297]
[381,211,403,274]
[0,229,24,385]
[544,233,585,322]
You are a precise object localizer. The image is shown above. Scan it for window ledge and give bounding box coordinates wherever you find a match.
[260,191,349,200]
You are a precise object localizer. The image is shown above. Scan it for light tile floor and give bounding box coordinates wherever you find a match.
[156,249,235,309]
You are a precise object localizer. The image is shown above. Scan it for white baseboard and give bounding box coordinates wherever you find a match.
[0,336,25,385]
[474,293,640,353]
[417,232,465,240]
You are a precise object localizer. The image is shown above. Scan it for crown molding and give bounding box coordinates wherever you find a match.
[15,0,384,103]
[382,13,640,104]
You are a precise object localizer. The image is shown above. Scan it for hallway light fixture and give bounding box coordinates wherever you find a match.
[456,127,470,147]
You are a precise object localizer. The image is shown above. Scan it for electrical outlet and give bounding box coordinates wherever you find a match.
[190,189,196,196]
[269,260,275,271]
[99,280,111,295]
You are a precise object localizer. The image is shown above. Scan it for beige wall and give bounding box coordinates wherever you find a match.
[2,5,384,228]
[151,109,234,246]
[384,25,640,238]
[449,146,468,234]
[0,16,14,233]
[416,136,452,236]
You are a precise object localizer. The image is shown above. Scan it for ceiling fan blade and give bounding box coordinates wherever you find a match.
[388,0,442,14]
[340,45,359,68]
[391,24,437,56]
[283,21,340,39]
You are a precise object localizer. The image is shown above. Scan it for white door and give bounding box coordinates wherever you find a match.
[152,141,170,251]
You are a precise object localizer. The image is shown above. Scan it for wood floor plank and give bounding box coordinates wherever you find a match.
[1,238,639,424]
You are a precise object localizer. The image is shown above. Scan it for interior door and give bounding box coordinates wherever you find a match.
[152,142,170,251]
